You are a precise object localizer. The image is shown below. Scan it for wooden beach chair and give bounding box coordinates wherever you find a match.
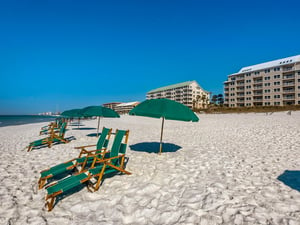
[27,122,68,152]
[44,129,131,211]
[40,118,64,135]
[38,127,112,189]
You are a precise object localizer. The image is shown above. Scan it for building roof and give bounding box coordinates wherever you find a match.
[236,54,300,74]
[116,101,139,107]
[148,81,196,94]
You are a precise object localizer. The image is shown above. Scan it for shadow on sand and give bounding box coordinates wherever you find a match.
[72,127,96,131]
[277,170,300,192]
[130,142,182,153]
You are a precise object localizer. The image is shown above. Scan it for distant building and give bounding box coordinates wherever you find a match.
[114,101,140,114]
[146,80,210,109]
[102,102,122,111]
[224,55,300,107]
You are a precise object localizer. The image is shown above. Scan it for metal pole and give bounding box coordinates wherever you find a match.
[159,117,165,154]
[97,117,101,137]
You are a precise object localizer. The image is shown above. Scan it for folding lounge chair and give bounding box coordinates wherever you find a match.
[27,122,68,152]
[38,127,112,189]
[40,119,64,135]
[45,129,131,211]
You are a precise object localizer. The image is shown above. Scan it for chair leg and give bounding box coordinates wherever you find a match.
[27,145,33,152]
[93,164,106,191]
[38,178,46,189]
[46,197,55,211]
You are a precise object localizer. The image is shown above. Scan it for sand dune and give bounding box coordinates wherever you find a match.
[0,112,299,224]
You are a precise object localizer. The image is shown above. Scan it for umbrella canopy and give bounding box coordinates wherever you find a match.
[80,106,120,136]
[60,108,84,128]
[60,109,83,118]
[129,98,199,154]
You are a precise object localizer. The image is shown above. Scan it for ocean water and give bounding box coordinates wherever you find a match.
[0,115,57,127]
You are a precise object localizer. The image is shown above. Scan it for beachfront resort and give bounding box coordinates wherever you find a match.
[224,55,300,107]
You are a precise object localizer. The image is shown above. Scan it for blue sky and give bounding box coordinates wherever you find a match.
[0,0,300,114]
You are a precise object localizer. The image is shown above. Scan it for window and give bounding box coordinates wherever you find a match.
[264,83,271,86]
[254,71,260,75]
[246,85,251,89]
[274,75,280,79]
[274,88,280,92]
[274,81,280,85]
[264,96,271,99]
[264,76,270,80]
[246,91,251,95]
[274,67,280,71]
[264,69,270,73]
[264,102,271,106]
[274,102,280,106]
[274,95,281,99]
[264,89,271,93]
[246,80,251,83]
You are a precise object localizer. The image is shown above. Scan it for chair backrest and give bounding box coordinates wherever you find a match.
[109,129,129,165]
[59,122,67,138]
[96,127,112,153]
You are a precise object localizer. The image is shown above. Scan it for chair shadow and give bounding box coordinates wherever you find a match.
[130,142,182,153]
[277,170,300,192]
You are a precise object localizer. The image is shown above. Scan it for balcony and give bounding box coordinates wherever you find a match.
[283,75,295,80]
[282,67,294,72]
[283,82,295,87]
[253,85,263,90]
[283,95,295,100]
[283,88,295,93]
[253,92,263,96]
[253,80,263,84]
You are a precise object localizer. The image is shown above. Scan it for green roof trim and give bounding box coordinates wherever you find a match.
[148,81,195,94]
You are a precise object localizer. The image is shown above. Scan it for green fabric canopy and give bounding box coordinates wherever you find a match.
[60,109,83,118]
[81,106,120,118]
[129,98,199,154]
[80,106,120,136]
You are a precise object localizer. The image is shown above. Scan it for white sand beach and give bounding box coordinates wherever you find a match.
[0,112,299,225]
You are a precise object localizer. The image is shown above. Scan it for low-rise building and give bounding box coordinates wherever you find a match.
[102,102,122,111]
[114,101,140,114]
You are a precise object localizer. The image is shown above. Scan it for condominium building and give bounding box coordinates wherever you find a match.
[146,80,210,109]
[224,55,300,107]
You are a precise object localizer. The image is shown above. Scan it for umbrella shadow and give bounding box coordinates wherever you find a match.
[277,170,300,192]
[130,142,182,153]
[72,127,96,131]
[86,132,101,137]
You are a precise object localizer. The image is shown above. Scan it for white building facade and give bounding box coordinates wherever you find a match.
[146,80,210,109]
[224,55,300,107]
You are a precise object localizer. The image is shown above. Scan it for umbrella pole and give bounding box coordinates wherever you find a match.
[97,117,101,137]
[159,117,165,154]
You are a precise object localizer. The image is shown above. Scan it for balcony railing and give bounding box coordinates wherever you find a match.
[283,89,295,93]
[283,82,295,86]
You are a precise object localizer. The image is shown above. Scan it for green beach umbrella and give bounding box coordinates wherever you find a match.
[61,109,83,118]
[81,106,120,136]
[61,108,84,128]
[129,98,199,154]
